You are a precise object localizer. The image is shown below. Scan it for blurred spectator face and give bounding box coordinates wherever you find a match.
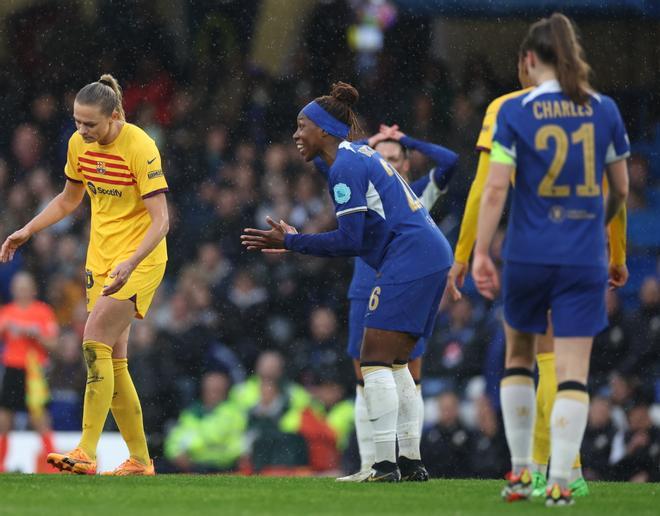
[215,188,240,219]
[264,144,288,174]
[206,126,228,155]
[12,123,42,170]
[627,405,652,432]
[255,351,284,383]
[235,143,256,166]
[374,141,410,179]
[10,272,37,305]
[294,173,318,203]
[28,168,53,198]
[438,392,460,426]
[73,102,115,144]
[413,93,433,124]
[310,307,337,341]
[201,372,230,410]
[56,235,81,264]
[589,397,611,428]
[32,93,58,123]
[198,243,222,270]
[639,277,659,308]
[609,373,632,405]
[313,381,344,409]
[8,184,30,214]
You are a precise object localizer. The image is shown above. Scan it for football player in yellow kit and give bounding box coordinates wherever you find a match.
[1,74,169,476]
[446,57,628,497]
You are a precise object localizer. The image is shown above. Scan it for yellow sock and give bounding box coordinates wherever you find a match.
[534,352,581,469]
[111,359,150,465]
[79,341,114,459]
[532,353,556,466]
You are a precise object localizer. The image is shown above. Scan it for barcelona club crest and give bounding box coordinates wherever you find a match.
[96,161,106,174]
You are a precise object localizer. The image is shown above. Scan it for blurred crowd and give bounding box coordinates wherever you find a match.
[0,1,658,480]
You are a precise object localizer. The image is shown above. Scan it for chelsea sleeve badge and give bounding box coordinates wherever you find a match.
[333,183,351,204]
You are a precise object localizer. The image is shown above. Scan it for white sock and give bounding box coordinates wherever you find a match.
[362,367,398,464]
[416,384,424,436]
[355,385,375,470]
[393,365,420,460]
[500,373,535,474]
[549,390,589,488]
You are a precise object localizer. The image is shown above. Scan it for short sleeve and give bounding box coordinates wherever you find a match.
[476,99,499,152]
[329,153,368,218]
[492,101,518,163]
[133,137,168,199]
[64,134,83,183]
[604,98,631,164]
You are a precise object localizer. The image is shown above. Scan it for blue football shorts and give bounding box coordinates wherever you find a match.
[503,261,608,337]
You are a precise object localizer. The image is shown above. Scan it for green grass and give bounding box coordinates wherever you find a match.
[0,475,658,516]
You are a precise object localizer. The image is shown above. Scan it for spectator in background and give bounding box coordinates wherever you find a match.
[469,395,508,479]
[423,297,489,395]
[581,396,617,481]
[620,276,660,390]
[0,272,59,472]
[611,402,660,482]
[421,391,472,478]
[626,154,650,211]
[11,123,43,176]
[164,371,245,473]
[590,290,631,390]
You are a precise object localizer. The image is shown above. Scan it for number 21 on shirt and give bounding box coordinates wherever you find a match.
[379,158,423,212]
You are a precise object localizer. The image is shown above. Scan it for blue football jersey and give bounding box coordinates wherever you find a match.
[494,80,630,266]
[347,171,446,299]
[327,141,452,283]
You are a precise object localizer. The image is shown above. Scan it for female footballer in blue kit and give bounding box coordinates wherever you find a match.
[241,82,453,482]
[322,125,458,481]
[472,14,629,506]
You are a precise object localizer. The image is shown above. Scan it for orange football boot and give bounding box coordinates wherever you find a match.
[101,458,155,476]
[47,447,96,475]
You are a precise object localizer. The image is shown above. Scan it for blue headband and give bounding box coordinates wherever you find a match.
[301,101,350,140]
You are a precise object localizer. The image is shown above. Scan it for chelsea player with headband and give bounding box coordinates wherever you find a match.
[327,124,458,482]
[472,14,629,506]
[242,82,453,482]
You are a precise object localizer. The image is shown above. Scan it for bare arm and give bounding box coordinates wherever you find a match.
[0,180,85,262]
[472,161,513,299]
[102,193,169,295]
[604,158,629,225]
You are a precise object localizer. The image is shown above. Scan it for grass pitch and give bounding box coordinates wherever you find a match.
[0,475,658,515]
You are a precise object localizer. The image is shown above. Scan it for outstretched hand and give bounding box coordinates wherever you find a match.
[0,227,31,263]
[241,216,297,253]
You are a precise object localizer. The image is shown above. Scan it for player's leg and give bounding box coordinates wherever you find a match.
[395,342,427,481]
[337,299,374,482]
[500,262,551,501]
[545,264,606,507]
[360,326,416,482]
[102,264,164,476]
[47,295,135,475]
[546,337,592,506]
[103,325,154,475]
[28,406,55,471]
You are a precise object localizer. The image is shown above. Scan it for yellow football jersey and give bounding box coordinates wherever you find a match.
[455,88,626,266]
[64,123,168,274]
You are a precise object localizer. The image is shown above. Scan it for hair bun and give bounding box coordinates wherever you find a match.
[330,82,359,107]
